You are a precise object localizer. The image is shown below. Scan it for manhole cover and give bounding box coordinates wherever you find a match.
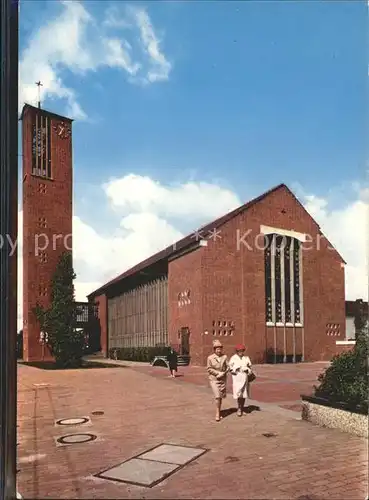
[262,432,277,438]
[57,433,97,445]
[56,417,89,426]
[92,411,104,416]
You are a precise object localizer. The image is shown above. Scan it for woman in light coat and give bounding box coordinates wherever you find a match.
[229,344,252,416]
[207,339,228,422]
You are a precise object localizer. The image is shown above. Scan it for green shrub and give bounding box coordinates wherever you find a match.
[314,324,368,412]
[109,345,169,363]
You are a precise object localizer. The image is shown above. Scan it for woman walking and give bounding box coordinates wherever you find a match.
[229,344,253,416]
[207,339,228,422]
[167,347,178,378]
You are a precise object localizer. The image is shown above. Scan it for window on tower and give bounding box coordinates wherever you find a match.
[38,252,47,264]
[32,112,52,179]
[38,217,47,228]
[264,233,303,326]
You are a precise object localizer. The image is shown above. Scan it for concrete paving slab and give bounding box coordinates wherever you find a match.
[139,444,206,465]
[97,458,178,487]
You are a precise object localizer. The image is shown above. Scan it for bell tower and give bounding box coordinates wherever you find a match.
[21,103,73,361]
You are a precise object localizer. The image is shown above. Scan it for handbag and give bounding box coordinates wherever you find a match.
[248,370,256,383]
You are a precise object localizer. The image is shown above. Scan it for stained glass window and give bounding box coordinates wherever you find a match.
[264,233,302,325]
[264,235,273,322]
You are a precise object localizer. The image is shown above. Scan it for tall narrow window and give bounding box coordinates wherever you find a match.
[32,112,52,178]
[293,240,301,323]
[264,235,273,323]
[275,236,283,323]
[284,238,292,323]
[264,233,303,326]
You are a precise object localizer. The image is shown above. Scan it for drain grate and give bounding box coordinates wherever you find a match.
[91,411,104,416]
[56,417,89,426]
[262,432,277,438]
[57,433,97,445]
[224,456,239,463]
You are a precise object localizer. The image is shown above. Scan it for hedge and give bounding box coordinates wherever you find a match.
[108,345,170,363]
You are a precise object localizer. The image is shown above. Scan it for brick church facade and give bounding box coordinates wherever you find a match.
[21,104,73,361]
[89,184,346,365]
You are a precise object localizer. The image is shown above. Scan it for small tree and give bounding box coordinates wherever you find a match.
[34,252,85,368]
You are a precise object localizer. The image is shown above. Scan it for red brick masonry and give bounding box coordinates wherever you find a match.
[22,104,73,362]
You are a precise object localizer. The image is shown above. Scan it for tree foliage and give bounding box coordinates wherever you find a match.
[34,252,85,368]
[314,306,368,412]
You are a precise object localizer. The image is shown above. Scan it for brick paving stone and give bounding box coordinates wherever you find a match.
[16,362,368,499]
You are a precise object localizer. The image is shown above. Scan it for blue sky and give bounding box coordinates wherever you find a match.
[17,0,368,309]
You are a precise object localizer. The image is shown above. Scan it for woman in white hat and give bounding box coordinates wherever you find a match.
[207,339,228,422]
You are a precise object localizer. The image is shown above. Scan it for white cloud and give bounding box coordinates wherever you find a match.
[303,188,368,302]
[16,175,368,332]
[103,38,140,75]
[132,7,172,83]
[103,174,240,219]
[19,1,171,119]
[73,211,183,287]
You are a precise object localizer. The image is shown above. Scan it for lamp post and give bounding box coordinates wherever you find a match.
[0,0,19,499]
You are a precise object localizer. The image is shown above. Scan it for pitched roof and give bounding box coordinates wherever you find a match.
[87,183,344,298]
[20,103,73,123]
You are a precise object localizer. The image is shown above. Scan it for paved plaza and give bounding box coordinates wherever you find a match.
[17,361,368,499]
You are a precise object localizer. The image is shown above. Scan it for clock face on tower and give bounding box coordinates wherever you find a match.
[53,121,71,140]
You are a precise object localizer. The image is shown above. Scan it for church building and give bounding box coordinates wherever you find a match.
[89,184,346,365]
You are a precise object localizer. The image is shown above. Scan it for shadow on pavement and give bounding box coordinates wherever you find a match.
[221,405,261,419]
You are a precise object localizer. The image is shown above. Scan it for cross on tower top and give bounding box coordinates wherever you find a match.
[35,81,43,109]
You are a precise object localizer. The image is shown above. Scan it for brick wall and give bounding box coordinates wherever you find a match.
[168,250,204,365]
[22,106,73,362]
[168,185,345,365]
[334,342,355,356]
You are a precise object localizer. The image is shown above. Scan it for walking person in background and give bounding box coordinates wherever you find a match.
[167,346,178,378]
[229,344,253,416]
[207,339,228,422]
